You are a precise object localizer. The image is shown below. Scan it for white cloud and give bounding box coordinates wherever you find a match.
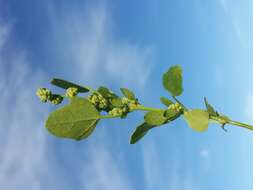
[141,140,162,189]
[81,142,133,190]
[0,2,148,189]
[0,23,49,190]
[167,163,197,190]
[47,3,154,88]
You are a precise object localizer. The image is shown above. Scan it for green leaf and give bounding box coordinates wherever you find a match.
[144,110,167,125]
[98,86,118,98]
[130,122,155,144]
[120,88,135,100]
[160,97,174,107]
[183,109,209,132]
[162,65,183,96]
[164,109,180,121]
[204,97,217,116]
[110,98,124,107]
[51,78,89,93]
[46,97,100,140]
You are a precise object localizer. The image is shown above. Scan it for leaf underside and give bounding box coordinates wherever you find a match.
[51,78,89,93]
[130,122,155,144]
[163,65,183,96]
[184,109,209,132]
[144,110,167,125]
[160,97,174,107]
[120,88,135,100]
[46,97,100,140]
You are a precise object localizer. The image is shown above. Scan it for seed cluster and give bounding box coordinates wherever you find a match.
[168,103,182,112]
[88,93,109,110]
[65,87,78,98]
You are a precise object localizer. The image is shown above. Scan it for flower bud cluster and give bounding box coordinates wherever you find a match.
[36,88,52,103]
[65,87,78,98]
[108,106,129,118]
[121,97,139,110]
[88,93,108,110]
[168,103,182,112]
[49,95,63,105]
[36,88,63,105]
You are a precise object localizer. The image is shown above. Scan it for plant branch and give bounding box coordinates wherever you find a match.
[210,115,253,131]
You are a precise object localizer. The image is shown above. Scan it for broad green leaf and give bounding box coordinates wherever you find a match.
[183,109,209,132]
[46,97,100,140]
[120,88,135,100]
[110,98,124,107]
[98,86,118,98]
[130,122,155,144]
[164,109,180,121]
[204,97,217,116]
[51,78,89,93]
[144,110,167,125]
[160,97,174,107]
[162,65,183,96]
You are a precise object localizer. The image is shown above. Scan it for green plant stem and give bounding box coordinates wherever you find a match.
[227,119,253,131]
[133,105,165,112]
[100,105,165,120]
[210,115,253,131]
[99,115,120,119]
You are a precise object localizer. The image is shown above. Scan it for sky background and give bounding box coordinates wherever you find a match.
[1,0,253,189]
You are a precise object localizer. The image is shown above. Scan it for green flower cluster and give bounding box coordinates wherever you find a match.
[108,106,129,118]
[88,93,108,110]
[50,95,63,105]
[168,103,182,112]
[121,97,138,110]
[36,88,63,105]
[65,87,78,98]
[36,88,52,103]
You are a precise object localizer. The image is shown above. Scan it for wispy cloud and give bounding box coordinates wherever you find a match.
[47,3,154,88]
[0,23,49,190]
[0,2,152,189]
[141,140,162,189]
[81,141,133,190]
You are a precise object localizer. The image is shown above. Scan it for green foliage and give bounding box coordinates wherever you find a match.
[98,86,117,98]
[160,97,174,107]
[120,88,135,100]
[144,111,167,125]
[51,78,90,93]
[46,97,100,140]
[184,109,209,132]
[130,123,155,144]
[162,65,183,96]
[37,64,253,144]
[204,97,218,116]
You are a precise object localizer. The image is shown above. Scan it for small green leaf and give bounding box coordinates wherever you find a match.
[164,109,180,121]
[130,122,155,144]
[46,97,100,140]
[110,98,124,107]
[204,97,217,116]
[162,65,183,96]
[120,88,135,100]
[144,110,167,125]
[51,78,89,93]
[98,86,118,98]
[160,97,174,107]
[183,109,209,132]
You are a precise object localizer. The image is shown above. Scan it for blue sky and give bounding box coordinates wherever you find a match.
[1,0,253,189]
